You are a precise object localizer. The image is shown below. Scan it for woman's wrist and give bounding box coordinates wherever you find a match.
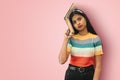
[64,37,69,42]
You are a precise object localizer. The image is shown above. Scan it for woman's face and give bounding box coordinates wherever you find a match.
[72,14,87,31]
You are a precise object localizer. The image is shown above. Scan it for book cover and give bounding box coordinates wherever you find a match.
[64,3,77,35]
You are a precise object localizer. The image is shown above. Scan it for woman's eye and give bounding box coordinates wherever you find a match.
[73,21,76,24]
[78,17,81,21]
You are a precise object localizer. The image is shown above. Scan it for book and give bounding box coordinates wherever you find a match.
[64,3,77,35]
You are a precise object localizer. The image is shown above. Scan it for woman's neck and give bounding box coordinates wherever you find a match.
[78,28,89,36]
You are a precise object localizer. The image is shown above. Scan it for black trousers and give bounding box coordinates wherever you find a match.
[65,64,95,80]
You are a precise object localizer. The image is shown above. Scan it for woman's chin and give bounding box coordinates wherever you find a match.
[77,28,84,31]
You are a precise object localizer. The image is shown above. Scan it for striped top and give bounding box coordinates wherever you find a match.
[67,32,104,67]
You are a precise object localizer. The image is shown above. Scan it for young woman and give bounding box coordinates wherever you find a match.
[59,9,104,80]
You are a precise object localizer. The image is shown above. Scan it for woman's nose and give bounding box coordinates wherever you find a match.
[77,21,81,25]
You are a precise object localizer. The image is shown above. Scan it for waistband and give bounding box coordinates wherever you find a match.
[68,64,94,73]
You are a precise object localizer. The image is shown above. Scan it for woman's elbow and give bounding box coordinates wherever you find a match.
[59,59,66,65]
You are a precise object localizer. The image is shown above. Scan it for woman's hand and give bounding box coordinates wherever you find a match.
[64,29,73,40]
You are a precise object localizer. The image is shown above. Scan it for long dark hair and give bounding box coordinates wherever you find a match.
[69,9,97,35]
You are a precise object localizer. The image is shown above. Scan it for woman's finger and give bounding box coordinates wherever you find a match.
[66,29,70,34]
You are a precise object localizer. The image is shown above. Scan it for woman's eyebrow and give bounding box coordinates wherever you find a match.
[72,19,76,22]
[78,16,82,18]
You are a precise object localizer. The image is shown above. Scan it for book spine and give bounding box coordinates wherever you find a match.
[65,19,74,35]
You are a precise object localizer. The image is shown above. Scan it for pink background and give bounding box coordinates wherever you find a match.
[0,0,120,80]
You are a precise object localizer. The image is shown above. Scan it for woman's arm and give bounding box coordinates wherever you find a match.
[93,55,102,80]
[58,29,72,64]
[58,38,70,64]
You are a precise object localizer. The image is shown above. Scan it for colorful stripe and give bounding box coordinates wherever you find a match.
[71,47,94,57]
[70,55,95,67]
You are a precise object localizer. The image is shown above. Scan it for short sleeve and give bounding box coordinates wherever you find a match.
[67,39,72,53]
[93,36,104,56]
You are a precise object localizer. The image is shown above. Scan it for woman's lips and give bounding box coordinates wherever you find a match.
[78,25,83,28]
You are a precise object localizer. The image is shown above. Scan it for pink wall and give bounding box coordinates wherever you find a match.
[0,0,120,80]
